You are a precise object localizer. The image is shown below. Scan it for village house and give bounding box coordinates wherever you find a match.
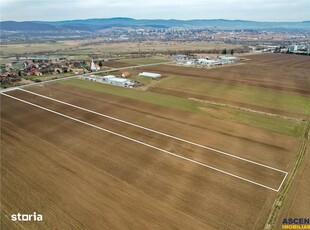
[26,68,42,76]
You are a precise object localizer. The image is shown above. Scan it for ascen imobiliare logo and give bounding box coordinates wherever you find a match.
[11,212,43,222]
[282,218,310,229]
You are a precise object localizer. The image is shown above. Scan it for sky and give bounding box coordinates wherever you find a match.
[0,0,309,22]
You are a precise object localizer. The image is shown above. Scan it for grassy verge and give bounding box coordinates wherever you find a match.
[62,78,305,137]
[24,72,74,81]
[23,75,41,80]
[232,110,305,137]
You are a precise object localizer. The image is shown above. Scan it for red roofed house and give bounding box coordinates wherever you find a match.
[26,68,42,76]
[121,71,130,77]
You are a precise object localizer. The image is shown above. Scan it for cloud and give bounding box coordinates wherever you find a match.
[0,0,309,21]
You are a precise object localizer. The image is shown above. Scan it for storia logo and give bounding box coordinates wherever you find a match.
[282,218,310,229]
[11,212,43,222]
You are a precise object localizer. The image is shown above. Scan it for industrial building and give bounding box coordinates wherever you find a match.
[83,75,136,87]
[171,55,188,62]
[102,75,115,80]
[219,56,239,63]
[197,59,222,66]
[287,45,310,54]
[173,54,240,67]
[139,72,161,78]
[103,75,135,87]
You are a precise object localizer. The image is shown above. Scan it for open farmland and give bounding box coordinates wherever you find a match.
[0,40,238,57]
[63,78,305,137]
[103,57,170,68]
[116,57,169,65]
[143,53,310,95]
[138,54,310,119]
[275,133,310,229]
[1,53,309,229]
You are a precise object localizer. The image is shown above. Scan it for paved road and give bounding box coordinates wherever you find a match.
[0,61,174,93]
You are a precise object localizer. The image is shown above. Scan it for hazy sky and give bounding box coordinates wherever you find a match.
[0,0,309,22]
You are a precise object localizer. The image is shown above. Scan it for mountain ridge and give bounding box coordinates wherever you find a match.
[1,18,310,31]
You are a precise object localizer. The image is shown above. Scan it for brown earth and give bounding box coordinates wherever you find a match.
[246,53,310,69]
[23,83,300,171]
[2,94,278,230]
[6,89,287,189]
[276,140,310,228]
[1,69,304,229]
[103,61,133,68]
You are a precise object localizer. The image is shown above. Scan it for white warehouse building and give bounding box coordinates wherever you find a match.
[103,75,116,80]
[139,72,161,78]
[103,75,135,87]
[219,56,239,62]
[197,59,222,66]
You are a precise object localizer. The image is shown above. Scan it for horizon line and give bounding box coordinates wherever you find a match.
[1,17,309,23]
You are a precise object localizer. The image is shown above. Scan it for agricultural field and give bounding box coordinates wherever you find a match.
[0,39,239,57]
[117,57,169,65]
[103,57,170,68]
[0,41,72,56]
[63,78,304,137]
[139,53,310,119]
[1,53,309,229]
[149,76,310,116]
[276,138,310,228]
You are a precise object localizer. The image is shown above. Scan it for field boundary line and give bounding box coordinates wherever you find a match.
[19,88,287,174]
[276,172,288,192]
[2,92,281,192]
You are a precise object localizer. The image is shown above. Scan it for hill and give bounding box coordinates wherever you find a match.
[0,21,61,31]
[1,18,310,31]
